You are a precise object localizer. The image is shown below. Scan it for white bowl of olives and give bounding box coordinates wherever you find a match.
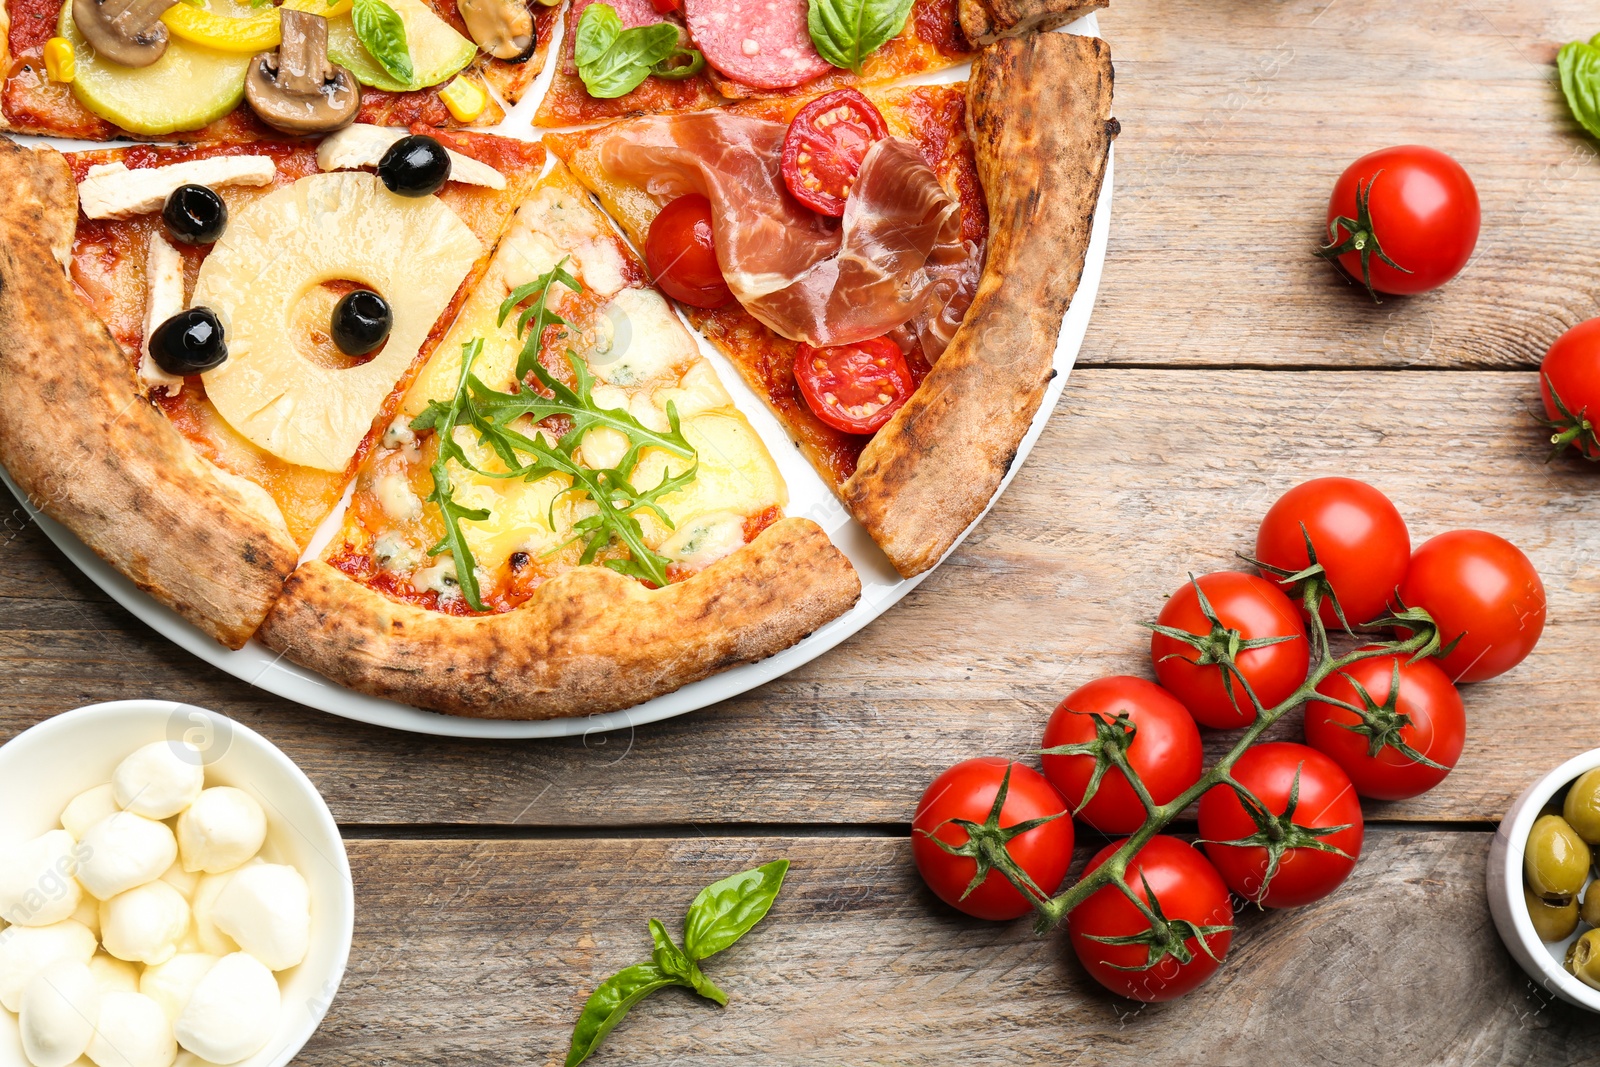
[1488,748,1600,1011]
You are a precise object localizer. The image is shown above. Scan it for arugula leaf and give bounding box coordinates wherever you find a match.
[565,963,677,1067]
[682,859,789,960]
[807,0,914,74]
[497,258,581,382]
[1560,34,1600,142]
[574,3,681,99]
[411,339,490,612]
[352,0,414,87]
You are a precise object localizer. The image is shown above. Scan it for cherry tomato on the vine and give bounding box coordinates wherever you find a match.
[911,758,1074,921]
[1254,477,1410,629]
[794,336,913,435]
[780,89,888,217]
[1041,676,1202,835]
[1318,145,1480,299]
[1067,836,1234,1002]
[1304,649,1465,801]
[645,194,733,309]
[1540,318,1600,461]
[1396,530,1546,684]
[1198,742,1363,908]
[1150,572,1310,729]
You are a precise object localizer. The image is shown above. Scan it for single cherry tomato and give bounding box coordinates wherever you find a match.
[1318,145,1480,298]
[1041,676,1202,835]
[780,88,889,217]
[1254,477,1411,629]
[1304,649,1465,801]
[645,194,732,308]
[648,0,681,12]
[1149,572,1310,729]
[1198,742,1363,908]
[1540,318,1600,461]
[1396,530,1546,684]
[793,336,914,435]
[1067,836,1233,1002]
[911,758,1073,921]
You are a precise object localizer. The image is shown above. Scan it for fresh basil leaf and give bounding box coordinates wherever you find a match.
[807,0,913,74]
[565,963,677,1067]
[575,3,680,99]
[1559,34,1600,142]
[649,918,728,1006]
[352,0,414,87]
[682,860,789,961]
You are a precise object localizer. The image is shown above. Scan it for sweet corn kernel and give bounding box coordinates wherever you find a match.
[44,38,74,83]
[440,76,488,123]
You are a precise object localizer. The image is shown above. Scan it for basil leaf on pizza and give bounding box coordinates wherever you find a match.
[807,0,915,74]
[575,3,681,99]
[352,0,415,86]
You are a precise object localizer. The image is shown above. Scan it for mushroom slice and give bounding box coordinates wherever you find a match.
[72,0,177,69]
[458,0,535,62]
[244,9,361,135]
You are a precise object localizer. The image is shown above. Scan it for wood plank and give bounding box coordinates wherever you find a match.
[303,832,1600,1066]
[1086,0,1600,368]
[1,369,1593,827]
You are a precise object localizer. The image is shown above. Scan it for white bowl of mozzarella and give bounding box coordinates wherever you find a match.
[0,701,354,1067]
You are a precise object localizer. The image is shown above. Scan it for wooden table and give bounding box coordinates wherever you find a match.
[6,1,1600,1063]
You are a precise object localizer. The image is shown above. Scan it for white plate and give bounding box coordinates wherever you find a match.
[3,14,1112,738]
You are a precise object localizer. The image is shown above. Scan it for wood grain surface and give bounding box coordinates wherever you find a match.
[5,0,1600,1063]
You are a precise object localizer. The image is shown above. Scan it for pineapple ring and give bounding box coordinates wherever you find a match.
[196,172,482,473]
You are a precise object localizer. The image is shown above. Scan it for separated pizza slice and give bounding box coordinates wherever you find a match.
[258,158,860,719]
[547,31,1116,577]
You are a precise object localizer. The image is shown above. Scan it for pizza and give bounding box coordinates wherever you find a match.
[0,0,1115,721]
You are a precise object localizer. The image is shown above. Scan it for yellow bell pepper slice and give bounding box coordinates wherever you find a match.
[161,3,281,53]
[43,37,75,82]
[440,76,487,122]
[283,0,354,17]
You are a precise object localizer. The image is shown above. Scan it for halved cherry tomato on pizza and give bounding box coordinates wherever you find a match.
[780,88,889,217]
[794,336,914,435]
[644,194,732,309]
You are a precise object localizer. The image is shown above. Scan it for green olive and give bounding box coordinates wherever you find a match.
[1565,769,1600,846]
[1569,929,1600,990]
[1527,886,1581,942]
[1584,885,1600,928]
[1526,814,1592,902]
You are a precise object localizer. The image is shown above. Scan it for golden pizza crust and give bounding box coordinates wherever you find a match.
[257,517,861,720]
[841,32,1115,577]
[958,0,1109,45]
[0,138,300,648]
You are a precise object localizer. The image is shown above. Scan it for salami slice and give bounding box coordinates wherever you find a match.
[683,0,834,90]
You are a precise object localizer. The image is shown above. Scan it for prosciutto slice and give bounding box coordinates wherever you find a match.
[596,111,978,357]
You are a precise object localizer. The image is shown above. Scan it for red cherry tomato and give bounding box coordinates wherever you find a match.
[1320,145,1480,298]
[1254,477,1410,629]
[1304,649,1465,801]
[1149,572,1310,729]
[780,89,889,217]
[1041,676,1202,835]
[648,0,680,11]
[1198,742,1363,908]
[644,194,732,309]
[911,758,1074,921]
[1540,317,1600,461]
[1066,836,1233,1002]
[793,336,913,435]
[1396,530,1546,684]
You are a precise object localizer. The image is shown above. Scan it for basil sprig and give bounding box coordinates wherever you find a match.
[352,0,413,86]
[566,861,789,1067]
[575,3,681,99]
[1559,33,1600,142]
[807,0,914,74]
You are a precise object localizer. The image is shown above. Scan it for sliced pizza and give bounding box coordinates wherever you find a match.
[547,30,1115,577]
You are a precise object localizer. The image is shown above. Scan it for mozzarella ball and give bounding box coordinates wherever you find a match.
[0,919,97,1011]
[89,953,140,994]
[173,954,279,1065]
[187,875,240,959]
[139,954,218,1023]
[112,743,205,821]
[71,895,101,939]
[101,881,190,967]
[87,991,177,1067]
[61,785,120,840]
[159,864,199,901]
[19,959,100,1067]
[0,830,82,927]
[77,814,178,901]
[210,865,309,972]
[175,791,265,876]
